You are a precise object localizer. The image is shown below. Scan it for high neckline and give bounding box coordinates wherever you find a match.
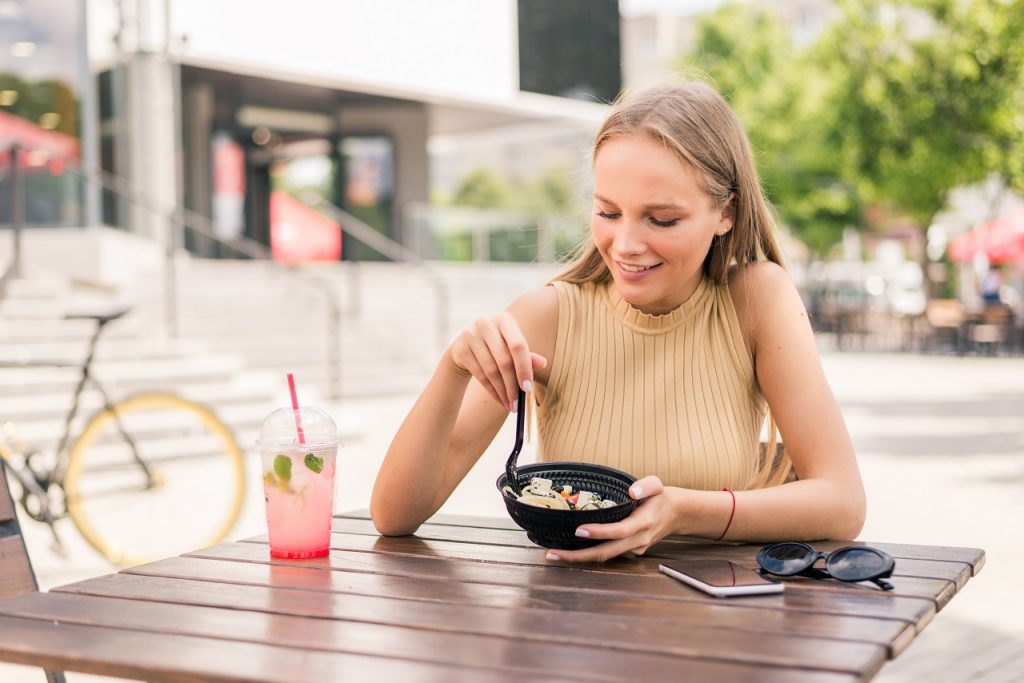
[600,276,712,333]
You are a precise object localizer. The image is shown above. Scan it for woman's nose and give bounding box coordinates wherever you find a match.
[613,219,647,255]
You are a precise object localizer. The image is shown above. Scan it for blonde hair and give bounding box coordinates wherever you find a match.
[555,81,792,489]
[556,81,784,286]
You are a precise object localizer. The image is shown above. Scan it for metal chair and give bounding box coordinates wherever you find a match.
[0,463,66,683]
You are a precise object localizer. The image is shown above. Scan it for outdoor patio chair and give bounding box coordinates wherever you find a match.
[0,463,66,683]
[967,304,1011,355]
[924,299,966,354]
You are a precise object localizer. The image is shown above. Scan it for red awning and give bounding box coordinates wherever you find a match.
[948,209,1024,264]
[0,110,80,173]
[270,191,342,264]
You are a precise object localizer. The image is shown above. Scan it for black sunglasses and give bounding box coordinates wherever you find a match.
[756,542,895,591]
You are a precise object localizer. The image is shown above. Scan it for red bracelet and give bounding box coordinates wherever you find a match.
[714,487,736,541]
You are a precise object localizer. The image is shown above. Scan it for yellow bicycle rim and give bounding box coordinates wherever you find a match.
[65,393,245,566]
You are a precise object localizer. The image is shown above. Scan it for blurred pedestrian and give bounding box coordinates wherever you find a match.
[981,267,1004,306]
[371,81,865,561]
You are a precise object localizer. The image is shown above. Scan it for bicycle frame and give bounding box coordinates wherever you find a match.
[0,311,154,517]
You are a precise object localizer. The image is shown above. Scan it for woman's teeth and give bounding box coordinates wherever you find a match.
[620,263,655,272]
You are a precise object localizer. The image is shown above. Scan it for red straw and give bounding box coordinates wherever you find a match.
[287,373,306,444]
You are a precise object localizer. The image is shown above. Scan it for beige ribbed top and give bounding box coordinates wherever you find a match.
[537,278,766,491]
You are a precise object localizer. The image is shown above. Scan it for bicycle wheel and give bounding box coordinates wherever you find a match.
[64,393,245,566]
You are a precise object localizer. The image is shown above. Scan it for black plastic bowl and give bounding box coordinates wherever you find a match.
[496,461,638,550]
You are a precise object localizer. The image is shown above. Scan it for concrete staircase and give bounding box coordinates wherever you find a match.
[0,256,560,457]
[158,258,561,399]
[0,273,277,455]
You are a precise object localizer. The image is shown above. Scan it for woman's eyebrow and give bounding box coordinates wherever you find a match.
[593,194,686,211]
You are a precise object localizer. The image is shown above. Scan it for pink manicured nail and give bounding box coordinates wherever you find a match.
[575,528,591,538]
[630,484,644,498]
[545,552,561,561]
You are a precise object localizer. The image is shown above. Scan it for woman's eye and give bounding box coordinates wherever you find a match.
[596,211,620,220]
[650,217,679,227]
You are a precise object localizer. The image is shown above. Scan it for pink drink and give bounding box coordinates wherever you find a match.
[262,447,337,558]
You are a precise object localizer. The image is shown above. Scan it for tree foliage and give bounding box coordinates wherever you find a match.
[0,72,79,138]
[451,165,582,216]
[823,0,1024,226]
[676,0,1024,253]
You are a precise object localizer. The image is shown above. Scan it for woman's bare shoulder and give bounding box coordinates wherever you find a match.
[508,284,560,324]
[727,261,803,350]
[727,260,791,299]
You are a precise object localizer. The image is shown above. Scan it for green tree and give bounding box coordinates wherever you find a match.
[677,0,1024,254]
[820,0,1024,225]
[677,3,861,254]
[0,72,79,137]
[451,167,510,208]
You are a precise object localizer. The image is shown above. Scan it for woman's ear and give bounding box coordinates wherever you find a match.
[717,193,735,235]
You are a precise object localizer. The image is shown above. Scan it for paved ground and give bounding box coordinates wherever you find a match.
[4,350,1023,682]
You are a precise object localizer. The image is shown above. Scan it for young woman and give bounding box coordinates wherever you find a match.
[371,81,865,562]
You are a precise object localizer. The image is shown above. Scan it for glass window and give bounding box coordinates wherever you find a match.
[0,0,85,225]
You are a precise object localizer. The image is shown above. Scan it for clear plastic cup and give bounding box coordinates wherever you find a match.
[255,407,342,558]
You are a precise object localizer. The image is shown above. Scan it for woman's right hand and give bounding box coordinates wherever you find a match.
[448,311,547,412]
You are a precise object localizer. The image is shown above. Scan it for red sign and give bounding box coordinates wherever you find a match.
[270,191,342,263]
[0,110,80,173]
[949,209,1024,264]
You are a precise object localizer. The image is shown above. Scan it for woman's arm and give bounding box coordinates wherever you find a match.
[551,263,864,563]
[370,286,558,536]
[718,260,866,541]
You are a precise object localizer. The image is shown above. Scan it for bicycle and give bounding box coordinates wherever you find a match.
[0,308,246,566]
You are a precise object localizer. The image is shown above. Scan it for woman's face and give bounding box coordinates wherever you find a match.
[591,133,732,315]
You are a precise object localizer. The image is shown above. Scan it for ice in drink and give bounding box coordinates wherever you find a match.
[256,407,341,559]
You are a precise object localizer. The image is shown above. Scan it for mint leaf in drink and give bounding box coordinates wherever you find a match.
[273,454,292,482]
[304,452,324,473]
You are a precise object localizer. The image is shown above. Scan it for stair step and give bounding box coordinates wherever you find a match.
[0,337,205,363]
[0,355,244,394]
[5,401,268,453]
[0,379,277,422]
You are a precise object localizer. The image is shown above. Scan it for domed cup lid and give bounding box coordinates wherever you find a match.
[255,406,341,451]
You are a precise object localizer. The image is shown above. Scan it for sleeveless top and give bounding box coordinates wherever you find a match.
[537,277,767,491]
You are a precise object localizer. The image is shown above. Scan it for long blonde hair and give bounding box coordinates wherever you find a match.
[556,81,784,286]
[555,81,792,489]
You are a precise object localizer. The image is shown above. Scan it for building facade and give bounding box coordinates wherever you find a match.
[1,0,617,262]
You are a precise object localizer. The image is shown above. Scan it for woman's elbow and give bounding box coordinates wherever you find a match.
[833,488,866,540]
[369,497,419,537]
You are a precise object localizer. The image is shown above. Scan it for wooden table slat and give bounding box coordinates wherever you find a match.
[241,531,947,619]
[338,511,987,574]
[126,554,912,654]
[0,511,983,682]
[15,582,880,680]
[0,614,527,683]
[329,517,974,590]
[176,544,924,656]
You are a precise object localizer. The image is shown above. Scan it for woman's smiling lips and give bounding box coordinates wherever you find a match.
[616,261,662,280]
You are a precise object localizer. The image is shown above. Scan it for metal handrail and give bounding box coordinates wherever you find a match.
[300,192,451,352]
[2,141,345,392]
[1,140,455,397]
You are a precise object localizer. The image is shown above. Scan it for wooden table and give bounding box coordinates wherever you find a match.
[0,511,984,682]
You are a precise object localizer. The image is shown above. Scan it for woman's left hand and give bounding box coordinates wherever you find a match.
[545,475,677,563]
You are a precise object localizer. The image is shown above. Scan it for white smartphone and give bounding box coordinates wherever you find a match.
[659,559,784,598]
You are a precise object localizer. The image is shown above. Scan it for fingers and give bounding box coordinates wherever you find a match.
[545,535,640,564]
[628,475,664,501]
[495,313,533,405]
[449,313,547,411]
[459,331,510,409]
[556,477,668,563]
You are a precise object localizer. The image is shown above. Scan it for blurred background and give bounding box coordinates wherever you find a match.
[1,1,1022,681]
